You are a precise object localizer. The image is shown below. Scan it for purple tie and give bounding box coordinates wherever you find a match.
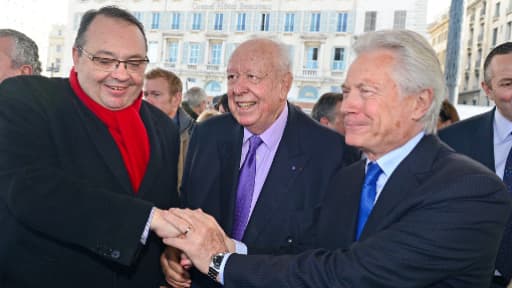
[355,162,383,240]
[232,135,263,241]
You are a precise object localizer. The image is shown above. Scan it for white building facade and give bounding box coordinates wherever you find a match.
[64,0,427,104]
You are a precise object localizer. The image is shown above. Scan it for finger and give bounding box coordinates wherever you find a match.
[163,210,192,235]
[164,236,189,252]
[180,252,193,269]
[161,249,191,287]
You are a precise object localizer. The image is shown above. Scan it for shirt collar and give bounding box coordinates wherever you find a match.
[242,103,288,149]
[494,108,512,142]
[370,131,425,177]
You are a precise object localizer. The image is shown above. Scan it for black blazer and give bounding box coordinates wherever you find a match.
[224,135,511,287]
[0,76,180,287]
[181,103,349,287]
[438,108,495,171]
[439,108,512,282]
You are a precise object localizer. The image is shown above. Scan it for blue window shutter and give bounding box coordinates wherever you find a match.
[347,11,355,33]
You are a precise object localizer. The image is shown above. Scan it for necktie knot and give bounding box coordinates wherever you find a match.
[356,162,383,240]
[248,136,263,155]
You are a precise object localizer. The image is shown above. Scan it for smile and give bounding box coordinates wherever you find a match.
[237,101,256,108]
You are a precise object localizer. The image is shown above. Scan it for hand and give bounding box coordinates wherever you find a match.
[150,208,190,239]
[161,246,192,288]
[163,208,229,274]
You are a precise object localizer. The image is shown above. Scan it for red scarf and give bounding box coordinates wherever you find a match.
[69,68,150,193]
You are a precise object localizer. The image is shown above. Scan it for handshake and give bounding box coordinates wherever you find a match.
[150,208,234,287]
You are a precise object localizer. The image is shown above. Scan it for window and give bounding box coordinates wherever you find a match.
[336,12,348,32]
[237,13,246,31]
[189,43,200,64]
[306,47,319,69]
[260,13,270,31]
[332,48,345,71]
[168,41,178,63]
[133,12,142,22]
[364,11,377,32]
[492,27,498,46]
[284,13,295,32]
[214,13,224,31]
[56,45,62,53]
[495,2,501,17]
[310,13,321,32]
[393,10,406,29]
[507,21,512,40]
[151,12,160,29]
[171,12,180,30]
[210,43,222,65]
[192,13,202,30]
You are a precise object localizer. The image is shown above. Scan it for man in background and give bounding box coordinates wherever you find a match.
[311,92,345,135]
[182,86,208,120]
[0,28,41,83]
[144,67,195,188]
[312,92,361,164]
[439,42,512,287]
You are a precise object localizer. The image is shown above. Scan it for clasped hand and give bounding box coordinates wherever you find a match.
[153,208,235,287]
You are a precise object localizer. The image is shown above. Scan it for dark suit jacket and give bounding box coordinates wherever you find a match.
[438,108,495,171]
[224,135,511,287]
[181,103,350,287]
[0,76,180,287]
[439,108,512,283]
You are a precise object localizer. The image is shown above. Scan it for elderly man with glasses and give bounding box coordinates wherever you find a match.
[0,6,184,288]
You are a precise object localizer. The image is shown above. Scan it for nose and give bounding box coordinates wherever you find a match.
[341,90,360,114]
[230,78,248,95]
[110,62,130,80]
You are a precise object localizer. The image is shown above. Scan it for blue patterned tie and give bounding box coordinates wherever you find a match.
[232,136,263,241]
[356,162,383,240]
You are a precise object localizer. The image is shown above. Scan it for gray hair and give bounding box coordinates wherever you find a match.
[0,29,41,75]
[184,87,207,108]
[353,30,445,134]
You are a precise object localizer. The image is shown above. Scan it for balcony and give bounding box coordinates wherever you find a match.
[206,64,221,71]
[298,68,320,80]
[164,62,176,69]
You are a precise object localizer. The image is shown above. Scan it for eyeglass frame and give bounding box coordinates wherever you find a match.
[77,46,150,73]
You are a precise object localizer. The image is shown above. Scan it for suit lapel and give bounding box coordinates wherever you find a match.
[136,103,163,198]
[243,105,309,242]
[220,121,244,233]
[72,95,132,194]
[469,109,495,172]
[359,135,440,240]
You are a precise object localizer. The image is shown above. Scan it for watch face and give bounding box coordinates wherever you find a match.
[213,253,225,268]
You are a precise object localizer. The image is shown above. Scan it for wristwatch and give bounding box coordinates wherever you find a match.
[207,252,227,282]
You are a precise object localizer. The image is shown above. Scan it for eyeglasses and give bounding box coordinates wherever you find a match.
[78,47,149,73]
[226,71,269,85]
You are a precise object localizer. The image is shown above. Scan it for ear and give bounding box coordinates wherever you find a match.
[18,65,33,76]
[72,47,80,66]
[279,72,293,100]
[481,80,495,101]
[319,117,330,126]
[411,88,433,121]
